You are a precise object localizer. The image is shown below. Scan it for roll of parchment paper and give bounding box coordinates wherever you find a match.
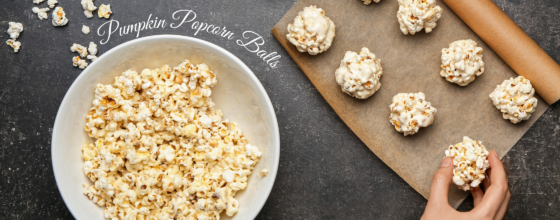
[443,0,560,104]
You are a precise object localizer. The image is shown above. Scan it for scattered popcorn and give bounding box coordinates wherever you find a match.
[81,0,97,18]
[389,92,437,136]
[88,41,98,56]
[73,56,88,69]
[361,0,381,5]
[440,39,485,86]
[98,4,112,19]
[7,22,23,39]
[335,47,383,99]
[82,25,90,34]
[260,169,268,177]
[33,0,45,4]
[6,39,21,53]
[87,55,97,61]
[70,43,88,58]
[52,7,69,26]
[489,76,538,124]
[81,60,261,219]
[397,0,443,35]
[445,136,490,191]
[32,7,50,20]
[286,5,336,55]
[47,0,58,8]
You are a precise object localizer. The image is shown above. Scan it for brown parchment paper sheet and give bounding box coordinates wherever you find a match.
[272,0,549,208]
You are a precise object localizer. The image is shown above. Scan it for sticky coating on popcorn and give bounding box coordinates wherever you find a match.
[361,0,381,5]
[397,0,443,35]
[81,60,262,219]
[440,39,485,86]
[445,136,490,191]
[389,92,437,136]
[335,47,383,99]
[52,7,68,26]
[286,5,336,55]
[489,76,538,124]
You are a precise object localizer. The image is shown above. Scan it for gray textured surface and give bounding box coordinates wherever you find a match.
[0,0,558,219]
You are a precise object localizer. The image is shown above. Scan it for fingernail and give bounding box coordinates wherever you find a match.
[493,150,499,158]
[441,157,451,167]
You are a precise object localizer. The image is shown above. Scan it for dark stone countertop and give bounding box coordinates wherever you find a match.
[0,0,559,219]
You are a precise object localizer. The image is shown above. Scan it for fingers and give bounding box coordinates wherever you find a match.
[494,190,511,220]
[476,150,509,216]
[483,168,492,192]
[471,187,484,207]
[427,157,454,205]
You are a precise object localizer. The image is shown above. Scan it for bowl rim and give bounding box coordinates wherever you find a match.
[51,34,280,220]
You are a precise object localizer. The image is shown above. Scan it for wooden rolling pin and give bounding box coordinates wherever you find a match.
[443,0,560,104]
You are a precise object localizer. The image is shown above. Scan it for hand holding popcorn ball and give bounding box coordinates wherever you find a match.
[397,0,443,35]
[286,5,336,55]
[389,92,437,136]
[335,47,383,99]
[489,76,538,124]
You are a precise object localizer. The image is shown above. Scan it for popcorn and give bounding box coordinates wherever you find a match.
[98,4,112,19]
[82,25,90,35]
[286,5,336,55]
[73,56,88,69]
[6,39,21,53]
[335,47,383,99]
[70,43,88,58]
[361,0,381,5]
[52,7,68,26]
[440,39,485,86]
[32,7,50,20]
[397,0,443,35]
[81,0,97,18]
[445,136,490,191]
[81,60,261,219]
[47,0,58,8]
[489,76,538,124]
[389,92,437,136]
[7,22,23,39]
[88,42,98,55]
[33,0,45,4]
[260,169,268,177]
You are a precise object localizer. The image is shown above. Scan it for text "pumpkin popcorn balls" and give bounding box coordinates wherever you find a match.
[81,60,262,220]
[489,76,538,124]
[335,47,383,99]
[389,92,437,136]
[440,39,485,86]
[445,136,490,191]
[397,0,443,35]
[286,5,336,55]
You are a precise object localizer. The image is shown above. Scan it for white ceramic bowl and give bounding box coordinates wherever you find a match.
[52,35,280,220]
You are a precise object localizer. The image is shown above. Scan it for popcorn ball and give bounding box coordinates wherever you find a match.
[81,60,262,219]
[489,76,538,124]
[32,7,50,20]
[6,39,21,53]
[98,4,112,19]
[440,39,485,86]
[445,136,490,191]
[48,0,58,8]
[82,0,97,18]
[286,5,336,55]
[397,0,443,35]
[361,0,381,5]
[7,22,23,39]
[335,47,383,99]
[389,92,437,136]
[52,6,68,26]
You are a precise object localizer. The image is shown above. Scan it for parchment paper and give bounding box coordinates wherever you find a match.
[271,0,549,208]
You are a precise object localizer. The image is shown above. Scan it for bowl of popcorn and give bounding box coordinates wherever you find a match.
[51,35,280,220]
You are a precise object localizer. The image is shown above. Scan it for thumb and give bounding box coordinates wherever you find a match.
[428,157,454,205]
